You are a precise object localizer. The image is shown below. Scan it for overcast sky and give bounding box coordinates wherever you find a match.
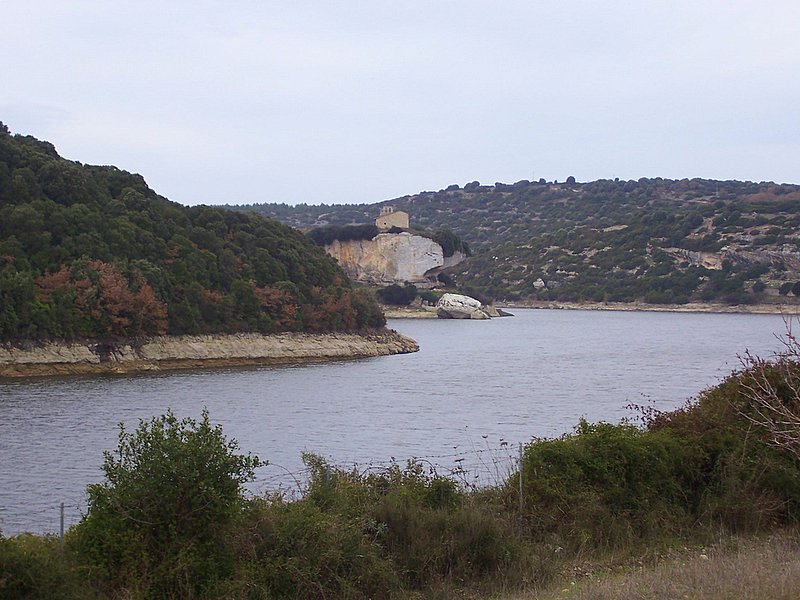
[3,1,799,206]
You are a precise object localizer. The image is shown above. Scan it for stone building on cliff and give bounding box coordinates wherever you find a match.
[322,206,465,288]
[375,206,409,231]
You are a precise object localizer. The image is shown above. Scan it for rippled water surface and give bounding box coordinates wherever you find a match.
[0,309,790,534]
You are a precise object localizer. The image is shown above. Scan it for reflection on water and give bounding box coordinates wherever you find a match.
[0,309,789,534]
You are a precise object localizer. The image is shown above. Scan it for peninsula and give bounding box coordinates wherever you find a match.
[0,123,418,377]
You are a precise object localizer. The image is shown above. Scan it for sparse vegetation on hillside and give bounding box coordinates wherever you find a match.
[236,178,800,305]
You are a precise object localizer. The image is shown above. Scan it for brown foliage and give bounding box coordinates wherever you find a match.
[132,278,168,336]
[35,265,73,303]
[300,286,359,332]
[36,260,168,338]
[252,285,298,330]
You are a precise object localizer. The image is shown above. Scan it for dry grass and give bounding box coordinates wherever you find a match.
[504,531,800,600]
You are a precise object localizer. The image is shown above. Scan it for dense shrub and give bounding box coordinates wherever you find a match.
[214,455,530,598]
[511,356,800,551]
[301,457,526,592]
[307,224,379,246]
[651,362,800,529]
[71,410,263,598]
[0,534,96,600]
[220,499,397,599]
[376,283,418,306]
[517,420,701,550]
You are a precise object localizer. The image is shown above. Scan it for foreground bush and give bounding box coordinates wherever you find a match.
[651,361,800,530]
[514,357,800,552]
[71,409,263,598]
[305,457,525,590]
[0,533,96,600]
[517,420,702,551]
[219,498,398,599]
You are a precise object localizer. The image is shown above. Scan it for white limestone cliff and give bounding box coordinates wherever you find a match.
[326,232,446,285]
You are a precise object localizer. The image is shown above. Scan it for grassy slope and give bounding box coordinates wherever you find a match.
[513,531,800,600]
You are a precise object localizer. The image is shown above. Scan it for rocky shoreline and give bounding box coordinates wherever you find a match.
[0,330,419,378]
[383,300,799,318]
[382,306,440,318]
[504,300,800,315]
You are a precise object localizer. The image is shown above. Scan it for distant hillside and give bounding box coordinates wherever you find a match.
[234,178,800,305]
[0,122,385,342]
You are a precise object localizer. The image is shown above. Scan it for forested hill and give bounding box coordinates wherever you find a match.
[0,123,384,343]
[235,178,800,305]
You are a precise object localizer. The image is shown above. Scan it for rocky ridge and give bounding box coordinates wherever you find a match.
[239,178,800,306]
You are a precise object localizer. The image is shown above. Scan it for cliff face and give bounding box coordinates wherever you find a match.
[0,331,419,378]
[325,233,446,285]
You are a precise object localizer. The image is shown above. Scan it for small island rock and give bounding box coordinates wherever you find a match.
[435,293,491,320]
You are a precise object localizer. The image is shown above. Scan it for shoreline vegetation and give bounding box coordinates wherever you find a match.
[3,345,799,599]
[0,124,393,353]
[0,329,418,378]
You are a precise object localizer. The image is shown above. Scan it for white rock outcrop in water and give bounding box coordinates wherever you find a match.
[435,293,491,320]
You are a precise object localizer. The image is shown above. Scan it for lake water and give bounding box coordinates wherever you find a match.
[0,309,792,535]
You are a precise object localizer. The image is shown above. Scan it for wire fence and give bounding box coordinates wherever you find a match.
[249,441,524,500]
[1,442,527,538]
[0,495,87,539]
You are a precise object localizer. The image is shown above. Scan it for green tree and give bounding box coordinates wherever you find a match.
[430,228,470,257]
[73,409,264,597]
[377,283,418,306]
[0,265,37,338]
